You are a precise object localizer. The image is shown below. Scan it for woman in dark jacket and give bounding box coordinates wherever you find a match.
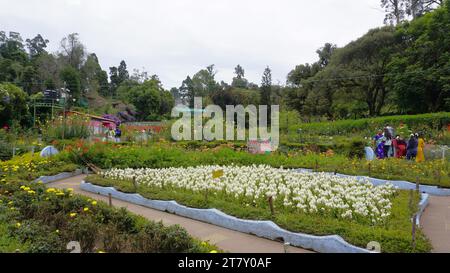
[406,134,418,160]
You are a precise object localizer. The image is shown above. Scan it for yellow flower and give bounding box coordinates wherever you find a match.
[97,250,106,253]
[201,241,207,247]
[209,250,218,253]
[46,188,56,193]
[55,229,60,233]
[67,188,74,192]
[83,207,89,212]
[69,212,77,218]
[15,223,21,228]
[27,190,36,195]
[37,181,43,185]
[91,201,97,206]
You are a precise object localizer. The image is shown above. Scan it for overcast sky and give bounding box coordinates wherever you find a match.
[0,0,386,89]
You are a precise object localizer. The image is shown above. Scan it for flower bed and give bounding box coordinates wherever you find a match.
[68,142,450,188]
[0,153,79,181]
[102,166,395,224]
[0,156,218,253]
[89,166,432,253]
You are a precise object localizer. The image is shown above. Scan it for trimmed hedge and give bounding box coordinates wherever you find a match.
[291,112,450,136]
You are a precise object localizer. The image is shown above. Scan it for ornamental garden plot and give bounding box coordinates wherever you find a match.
[0,155,219,253]
[87,165,432,253]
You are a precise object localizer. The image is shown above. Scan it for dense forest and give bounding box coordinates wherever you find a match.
[0,0,448,128]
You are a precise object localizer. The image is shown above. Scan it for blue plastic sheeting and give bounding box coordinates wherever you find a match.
[365,147,375,161]
[40,146,59,157]
[33,169,82,184]
[416,194,429,227]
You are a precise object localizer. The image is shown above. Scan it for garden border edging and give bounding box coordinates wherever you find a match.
[81,180,374,253]
[33,169,83,184]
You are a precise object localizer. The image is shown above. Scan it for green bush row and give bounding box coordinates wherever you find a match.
[291,112,450,136]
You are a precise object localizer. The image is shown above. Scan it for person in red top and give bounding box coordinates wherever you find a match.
[394,135,407,158]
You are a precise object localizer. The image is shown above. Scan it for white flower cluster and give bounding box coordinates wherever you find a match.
[101,165,396,223]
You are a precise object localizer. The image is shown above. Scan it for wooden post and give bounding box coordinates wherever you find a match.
[27,160,33,181]
[108,193,112,207]
[334,169,337,175]
[283,242,290,254]
[408,189,414,214]
[132,176,137,192]
[415,177,420,193]
[435,170,441,185]
[268,196,275,216]
[412,214,417,251]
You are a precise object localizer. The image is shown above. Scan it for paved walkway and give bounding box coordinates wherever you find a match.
[421,196,450,253]
[47,175,312,253]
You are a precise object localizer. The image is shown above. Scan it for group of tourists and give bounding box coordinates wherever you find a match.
[373,125,425,163]
[104,127,122,143]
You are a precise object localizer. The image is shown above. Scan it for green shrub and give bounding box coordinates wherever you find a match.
[101,224,129,253]
[0,162,218,253]
[10,220,65,253]
[290,112,450,137]
[131,222,195,253]
[64,215,99,253]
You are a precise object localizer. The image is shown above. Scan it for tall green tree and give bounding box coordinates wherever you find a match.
[81,53,108,95]
[26,34,49,58]
[60,66,81,100]
[59,33,86,70]
[381,0,408,25]
[181,65,220,107]
[261,66,272,106]
[0,83,29,126]
[331,27,400,116]
[179,76,194,106]
[232,64,249,88]
[127,78,174,120]
[118,60,129,83]
[387,0,450,113]
[316,43,337,68]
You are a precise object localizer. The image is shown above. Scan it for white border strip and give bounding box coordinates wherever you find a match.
[33,169,82,184]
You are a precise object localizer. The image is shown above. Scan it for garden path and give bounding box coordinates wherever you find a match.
[421,196,450,253]
[47,175,312,253]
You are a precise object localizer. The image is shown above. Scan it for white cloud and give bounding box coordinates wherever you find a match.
[0,0,385,88]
